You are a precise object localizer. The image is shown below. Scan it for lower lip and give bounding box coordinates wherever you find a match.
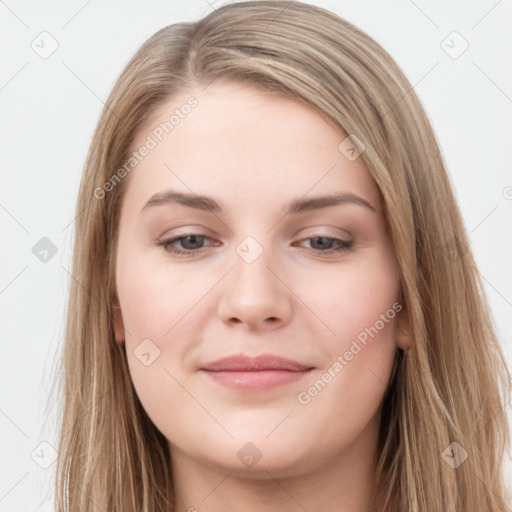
[201,369,312,391]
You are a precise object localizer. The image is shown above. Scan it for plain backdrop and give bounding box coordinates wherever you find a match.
[1,0,511,509]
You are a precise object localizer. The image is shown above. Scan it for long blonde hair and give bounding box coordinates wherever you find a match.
[54,1,511,510]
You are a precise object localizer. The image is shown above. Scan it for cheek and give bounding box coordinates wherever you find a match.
[298,251,400,409]
[307,252,400,342]
[116,254,219,416]
[118,251,208,343]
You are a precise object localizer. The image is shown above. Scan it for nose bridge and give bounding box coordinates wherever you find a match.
[231,234,280,296]
[217,233,292,327]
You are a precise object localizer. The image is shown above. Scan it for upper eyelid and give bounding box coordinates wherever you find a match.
[160,224,352,239]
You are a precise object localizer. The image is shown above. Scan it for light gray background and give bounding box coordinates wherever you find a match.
[1,0,511,509]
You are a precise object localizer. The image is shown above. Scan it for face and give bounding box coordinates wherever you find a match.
[113,81,410,479]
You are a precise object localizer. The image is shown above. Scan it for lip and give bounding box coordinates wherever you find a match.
[199,354,314,392]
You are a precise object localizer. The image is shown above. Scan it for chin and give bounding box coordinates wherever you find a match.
[205,443,314,480]
[185,426,318,477]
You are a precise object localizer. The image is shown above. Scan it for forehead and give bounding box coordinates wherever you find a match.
[124,82,380,213]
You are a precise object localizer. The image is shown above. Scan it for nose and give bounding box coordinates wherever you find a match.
[217,245,293,331]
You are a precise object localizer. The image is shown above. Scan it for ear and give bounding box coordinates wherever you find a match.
[394,299,412,351]
[112,295,125,343]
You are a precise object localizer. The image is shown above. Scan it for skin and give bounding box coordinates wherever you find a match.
[113,81,411,512]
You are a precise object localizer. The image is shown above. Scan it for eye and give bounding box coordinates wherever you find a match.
[293,236,353,255]
[157,233,216,256]
[157,233,353,258]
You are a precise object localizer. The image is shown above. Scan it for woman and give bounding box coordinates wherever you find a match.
[54,1,511,510]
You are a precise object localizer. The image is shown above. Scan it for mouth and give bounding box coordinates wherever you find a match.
[199,354,314,392]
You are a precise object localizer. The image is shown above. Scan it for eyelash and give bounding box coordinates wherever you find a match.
[157,233,354,257]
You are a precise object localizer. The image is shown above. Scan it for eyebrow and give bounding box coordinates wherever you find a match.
[141,189,377,215]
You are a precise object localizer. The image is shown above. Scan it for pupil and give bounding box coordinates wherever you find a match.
[183,235,203,249]
[312,237,331,250]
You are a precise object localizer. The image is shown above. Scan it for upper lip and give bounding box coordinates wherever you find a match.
[200,354,313,372]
